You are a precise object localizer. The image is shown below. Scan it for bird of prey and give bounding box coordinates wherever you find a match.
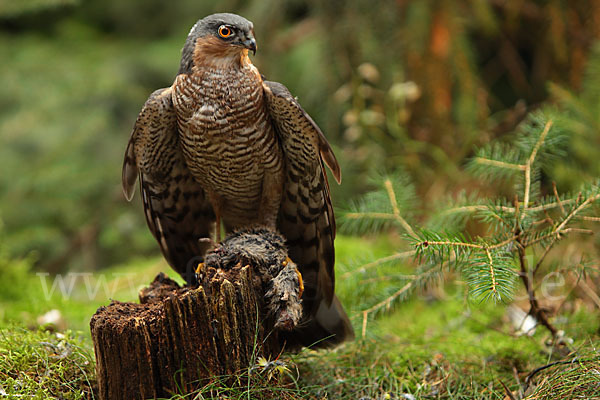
[122,13,353,347]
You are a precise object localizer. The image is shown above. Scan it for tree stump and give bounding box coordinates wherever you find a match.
[90,228,303,400]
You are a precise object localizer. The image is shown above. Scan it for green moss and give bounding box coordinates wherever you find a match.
[0,327,95,399]
[2,236,599,399]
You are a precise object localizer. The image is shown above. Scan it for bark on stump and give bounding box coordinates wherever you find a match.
[90,266,288,400]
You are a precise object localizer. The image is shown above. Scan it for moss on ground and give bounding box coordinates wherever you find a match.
[0,327,95,399]
[1,236,599,399]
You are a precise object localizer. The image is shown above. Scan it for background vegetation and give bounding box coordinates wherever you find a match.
[1,0,600,398]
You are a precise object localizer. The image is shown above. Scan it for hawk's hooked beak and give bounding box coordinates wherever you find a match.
[242,38,257,55]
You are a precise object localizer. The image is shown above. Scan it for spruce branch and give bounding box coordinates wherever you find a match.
[435,196,586,224]
[467,142,526,182]
[554,192,600,234]
[525,191,600,279]
[412,231,518,302]
[466,249,516,302]
[341,110,599,336]
[342,172,416,236]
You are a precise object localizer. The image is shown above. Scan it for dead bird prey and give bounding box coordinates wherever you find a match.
[197,227,303,331]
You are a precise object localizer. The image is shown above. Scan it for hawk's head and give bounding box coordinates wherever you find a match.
[179,13,257,73]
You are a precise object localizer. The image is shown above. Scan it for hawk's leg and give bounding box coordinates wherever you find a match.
[206,191,223,243]
[257,169,284,229]
[215,213,222,243]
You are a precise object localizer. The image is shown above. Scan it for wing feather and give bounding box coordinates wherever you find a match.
[263,81,353,346]
[122,87,215,283]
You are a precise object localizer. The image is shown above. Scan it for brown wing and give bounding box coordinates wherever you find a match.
[122,87,215,283]
[262,81,353,347]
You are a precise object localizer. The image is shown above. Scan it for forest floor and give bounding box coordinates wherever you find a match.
[1,235,599,399]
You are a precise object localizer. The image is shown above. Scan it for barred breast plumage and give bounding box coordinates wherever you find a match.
[173,61,284,230]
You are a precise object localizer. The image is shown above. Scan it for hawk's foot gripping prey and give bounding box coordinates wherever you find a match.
[197,227,303,331]
[122,13,353,347]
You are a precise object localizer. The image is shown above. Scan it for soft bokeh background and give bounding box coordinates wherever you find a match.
[2,0,599,273]
[2,1,600,398]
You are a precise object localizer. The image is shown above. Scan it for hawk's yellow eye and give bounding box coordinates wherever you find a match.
[218,25,233,38]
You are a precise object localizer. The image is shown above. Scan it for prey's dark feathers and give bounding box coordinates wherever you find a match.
[199,227,303,332]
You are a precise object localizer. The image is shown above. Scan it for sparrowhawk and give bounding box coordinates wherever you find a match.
[122,13,353,347]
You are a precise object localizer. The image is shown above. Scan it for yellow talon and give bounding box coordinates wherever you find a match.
[195,262,205,274]
[283,257,303,297]
[296,268,304,298]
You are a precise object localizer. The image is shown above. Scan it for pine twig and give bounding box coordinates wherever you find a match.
[440,204,514,216]
[528,199,576,213]
[523,120,553,212]
[356,265,441,336]
[581,216,600,222]
[524,191,600,251]
[524,227,593,248]
[552,182,566,215]
[361,281,413,337]
[417,235,516,251]
[345,178,416,236]
[440,198,579,218]
[554,193,600,234]
[577,280,600,309]
[472,158,525,171]
[384,178,416,237]
[485,247,498,298]
[419,240,483,250]
[344,212,397,220]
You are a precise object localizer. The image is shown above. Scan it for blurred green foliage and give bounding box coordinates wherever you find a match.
[547,43,600,190]
[1,0,599,273]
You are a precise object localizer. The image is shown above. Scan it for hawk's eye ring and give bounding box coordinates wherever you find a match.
[218,25,233,38]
